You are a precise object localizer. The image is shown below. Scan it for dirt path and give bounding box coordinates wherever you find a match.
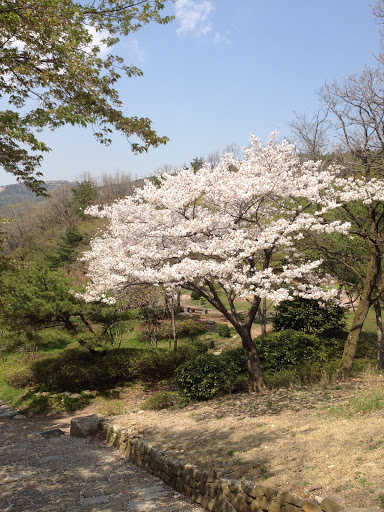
[0,410,204,512]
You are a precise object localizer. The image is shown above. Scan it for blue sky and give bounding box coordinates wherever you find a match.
[1,0,381,186]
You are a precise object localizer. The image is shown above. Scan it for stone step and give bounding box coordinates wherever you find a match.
[0,401,19,418]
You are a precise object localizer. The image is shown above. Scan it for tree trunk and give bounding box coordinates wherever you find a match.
[79,314,96,335]
[375,301,384,371]
[338,295,371,379]
[238,325,266,392]
[171,296,177,352]
[259,297,267,338]
[163,293,171,317]
[339,250,382,379]
[176,290,181,313]
[62,315,77,332]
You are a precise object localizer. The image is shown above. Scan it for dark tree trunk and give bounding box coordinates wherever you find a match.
[259,297,267,338]
[170,295,177,352]
[338,295,370,379]
[176,290,181,313]
[375,301,384,371]
[238,325,266,392]
[79,314,96,335]
[339,251,381,378]
[62,315,77,332]
[163,293,171,317]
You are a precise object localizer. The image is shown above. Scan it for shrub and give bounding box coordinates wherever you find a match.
[159,318,206,339]
[221,347,247,373]
[138,318,206,343]
[190,339,210,354]
[97,400,125,416]
[2,361,38,388]
[217,324,231,338]
[255,330,343,373]
[128,349,185,381]
[175,353,243,401]
[29,344,203,392]
[31,349,117,392]
[2,353,49,388]
[143,391,185,410]
[263,358,342,388]
[273,297,346,338]
[190,291,202,300]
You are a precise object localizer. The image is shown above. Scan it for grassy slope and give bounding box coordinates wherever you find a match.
[0,302,379,412]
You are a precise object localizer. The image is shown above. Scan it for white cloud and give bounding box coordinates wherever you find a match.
[87,25,109,56]
[175,0,213,37]
[213,31,231,46]
[127,39,145,65]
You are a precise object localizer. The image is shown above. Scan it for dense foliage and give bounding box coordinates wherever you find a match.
[4,345,200,392]
[273,297,346,338]
[137,318,206,343]
[0,0,171,191]
[174,353,247,401]
[217,324,231,338]
[255,330,344,372]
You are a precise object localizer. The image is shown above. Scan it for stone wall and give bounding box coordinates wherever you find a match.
[99,419,364,512]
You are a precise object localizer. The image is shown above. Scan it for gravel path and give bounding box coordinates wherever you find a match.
[0,407,204,512]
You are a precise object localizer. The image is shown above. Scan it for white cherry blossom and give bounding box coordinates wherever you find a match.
[78,132,384,392]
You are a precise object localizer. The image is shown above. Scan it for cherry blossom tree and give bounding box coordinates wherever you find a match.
[80,133,356,392]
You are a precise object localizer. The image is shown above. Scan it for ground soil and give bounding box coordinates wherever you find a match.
[95,375,384,510]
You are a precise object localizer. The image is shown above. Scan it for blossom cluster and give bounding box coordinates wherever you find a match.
[80,132,382,309]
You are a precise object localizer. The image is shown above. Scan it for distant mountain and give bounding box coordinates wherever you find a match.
[0,176,152,212]
[0,180,73,210]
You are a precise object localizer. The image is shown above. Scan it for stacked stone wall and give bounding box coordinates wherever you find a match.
[99,419,367,512]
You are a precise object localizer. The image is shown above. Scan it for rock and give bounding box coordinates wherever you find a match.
[82,390,97,396]
[228,479,242,493]
[243,481,257,498]
[261,477,279,489]
[70,414,100,438]
[279,491,302,507]
[320,496,345,512]
[269,501,281,512]
[231,493,250,512]
[12,414,27,419]
[302,499,322,512]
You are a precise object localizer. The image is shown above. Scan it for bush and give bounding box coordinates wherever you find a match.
[159,318,206,339]
[128,349,186,381]
[190,291,202,300]
[2,353,50,388]
[217,324,231,338]
[31,349,117,392]
[175,353,244,401]
[189,339,210,355]
[143,391,185,410]
[28,344,204,392]
[273,297,346,338]
[255,330,344,373]
[2,360,38,388]
[138,318,206,343]
[263,358,342,388]
[220,347,247,373]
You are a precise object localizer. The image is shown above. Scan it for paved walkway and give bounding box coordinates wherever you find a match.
[0,405,204,512]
